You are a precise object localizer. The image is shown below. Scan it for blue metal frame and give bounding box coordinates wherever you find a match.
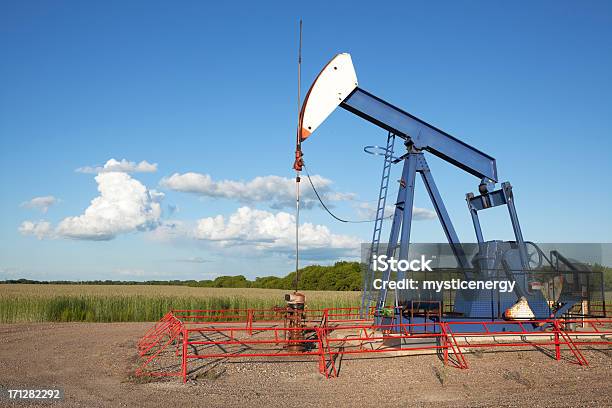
[341,88,498,182]
[376,151,415,312]
[418,155,470,270]
[466,182,533,299]
[375,148,470,311]
[344,85,576,325]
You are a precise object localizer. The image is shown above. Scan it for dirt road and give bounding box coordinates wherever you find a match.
[0,323,610,407]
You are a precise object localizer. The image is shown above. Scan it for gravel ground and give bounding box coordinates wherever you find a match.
[0,323,610,407]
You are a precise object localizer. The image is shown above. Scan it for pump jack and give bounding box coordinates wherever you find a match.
[296,54,599,329]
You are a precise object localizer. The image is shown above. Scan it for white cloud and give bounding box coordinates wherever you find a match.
[19,220,54,239]
[20,196,59,214]
[413,207,438,220]
[76,158,157,174]
[56,172,162,240]
[0,267,19,279]
[111,267,216,281]
[194,206,359,259]
[144,219,189,242]
[175,257,209,263]
[355,202,437,221]
[20,171,163,241]
[114,268,147,277]
[159,172,356,209]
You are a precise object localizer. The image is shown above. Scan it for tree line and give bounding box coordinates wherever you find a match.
[3,261,611,292]
[1,261,364,291]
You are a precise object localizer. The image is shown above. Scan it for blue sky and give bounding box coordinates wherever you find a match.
[1,1,611,281]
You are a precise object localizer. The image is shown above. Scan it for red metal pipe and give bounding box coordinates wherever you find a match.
[137,307,612,382]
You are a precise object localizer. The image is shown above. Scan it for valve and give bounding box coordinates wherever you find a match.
[293,148,304,171]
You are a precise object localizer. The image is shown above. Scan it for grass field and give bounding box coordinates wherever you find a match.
[0,284,360,323]
[1,285,609,324]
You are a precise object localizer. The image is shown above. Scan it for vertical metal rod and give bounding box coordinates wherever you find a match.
[294,20,303,292]
[295,178,300,291]
[298,19,302,123]
[181,328,188,383]
[554,321,561,361]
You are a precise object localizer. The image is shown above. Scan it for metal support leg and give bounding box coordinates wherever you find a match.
[502,182,529,296]
[396,153,418,280]
[394,153,418,306]
[418,154,470,270]
[502,182,528,270]
[376,155,413,312]
[467,198,485,245]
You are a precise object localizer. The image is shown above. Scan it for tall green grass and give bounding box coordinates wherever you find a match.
[0,291,358,323]
[1,286,608,323]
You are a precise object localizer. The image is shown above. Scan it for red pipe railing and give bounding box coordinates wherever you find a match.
[136,307,612,383]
